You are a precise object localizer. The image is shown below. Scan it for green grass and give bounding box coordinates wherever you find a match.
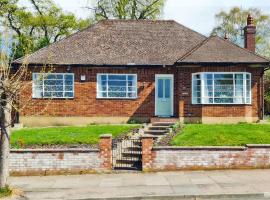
[171,124,270,146]
[11,124,139,148]
[0,186,12,198]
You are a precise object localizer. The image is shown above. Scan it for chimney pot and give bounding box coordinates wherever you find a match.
[247,14,254,26]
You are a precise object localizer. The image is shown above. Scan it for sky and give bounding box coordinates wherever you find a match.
[19,0,270,36]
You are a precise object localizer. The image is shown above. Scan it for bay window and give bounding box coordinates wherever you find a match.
[97,74,137,98]
[192,72,251,104]
[32,73,74,98]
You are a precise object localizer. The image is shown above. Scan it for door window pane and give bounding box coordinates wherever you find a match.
[165,79,170,98]
[158,79,164,98]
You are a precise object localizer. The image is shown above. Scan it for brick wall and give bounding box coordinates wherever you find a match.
[10,135,112,175]
[141,137,270,171]
[19,65,264,124]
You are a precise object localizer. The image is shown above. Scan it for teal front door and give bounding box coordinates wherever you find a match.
[155,75,174,117]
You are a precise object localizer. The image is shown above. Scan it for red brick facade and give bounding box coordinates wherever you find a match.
[20,65,264,123]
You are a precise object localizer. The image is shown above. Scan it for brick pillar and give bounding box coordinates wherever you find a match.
[99,134,112,170]
[141,136,155,172]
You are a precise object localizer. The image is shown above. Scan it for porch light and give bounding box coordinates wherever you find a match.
[80,75,86,82]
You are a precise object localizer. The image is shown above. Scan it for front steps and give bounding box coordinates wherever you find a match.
[144,121,176,142]
[113,139,142,170]
[112,118,178,171]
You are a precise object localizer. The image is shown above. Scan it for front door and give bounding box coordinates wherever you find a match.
[155,75,174,117]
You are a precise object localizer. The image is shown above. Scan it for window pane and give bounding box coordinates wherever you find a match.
[214,98,233,103]
[108,92,126,98]
[158,79,163,98]
[214,74,233,79]
[127,92,136,98]
[202,97,213,104]
[108,86,126,92]
[108,75,126,80]
[165,79,170,98]
[108,81,126,86]
[98,92,107,98]
[128,87,136,92]
[192,75,201,104]
[44,92,64,98]
[101,75,107,81]
[65,92,74,98]
[65,86,73,91]
[33,89,42,98]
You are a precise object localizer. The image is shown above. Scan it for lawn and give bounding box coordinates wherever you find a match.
[0,186,12,198]
[11,124,139,148]
[171,124,270,146]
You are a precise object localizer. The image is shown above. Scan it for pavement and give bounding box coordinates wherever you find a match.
[6,169,270,200]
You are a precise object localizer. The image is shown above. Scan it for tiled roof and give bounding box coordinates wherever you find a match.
[13,20,269,66]
[178,36,269,64]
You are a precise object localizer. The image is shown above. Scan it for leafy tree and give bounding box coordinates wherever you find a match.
[91,0,165,20]
[0,0,91,59]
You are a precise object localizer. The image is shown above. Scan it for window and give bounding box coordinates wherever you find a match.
[192,72,251,104]
[32,73,74,98]
[97,74,137,98]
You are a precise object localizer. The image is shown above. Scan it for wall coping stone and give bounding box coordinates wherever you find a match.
[246,144,270,148]
[100,134,112,138]
[153,146,246,151]
[10,149,99,153]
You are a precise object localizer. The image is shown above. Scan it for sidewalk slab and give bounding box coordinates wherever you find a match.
[8,169,270,200]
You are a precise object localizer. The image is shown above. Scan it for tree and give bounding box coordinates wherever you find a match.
[0,0,91,59]
[212,7,270,57]
[91,0,165,20]
[0,28,28,188]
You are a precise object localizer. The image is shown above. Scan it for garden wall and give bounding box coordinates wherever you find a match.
[10,134,112,176]
[142,136,270,171]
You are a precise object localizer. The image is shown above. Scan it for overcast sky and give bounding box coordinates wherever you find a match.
[19,0,270,36]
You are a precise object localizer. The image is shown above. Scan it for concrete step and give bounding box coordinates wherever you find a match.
[122,153,142,158]
[126,146,142,151]
[152,122,175,127]
[151,117,179,123]
[148,126,170,130]
[116,159,140,164]
[144,130,167,135]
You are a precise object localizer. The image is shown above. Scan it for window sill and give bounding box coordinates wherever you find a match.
[32,97,74,100]
[96,97,138,100]
[192,103,252,105]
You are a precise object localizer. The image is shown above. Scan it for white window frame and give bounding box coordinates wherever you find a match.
[192,72,252,105]
[32,73,74,99]
[96,73,137,99]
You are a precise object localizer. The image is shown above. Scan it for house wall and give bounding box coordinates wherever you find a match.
[19,65,263,126]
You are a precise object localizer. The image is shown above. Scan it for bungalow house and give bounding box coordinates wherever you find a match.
[13,15,270,126]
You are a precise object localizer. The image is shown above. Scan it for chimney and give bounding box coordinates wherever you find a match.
[244,14,256,52]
